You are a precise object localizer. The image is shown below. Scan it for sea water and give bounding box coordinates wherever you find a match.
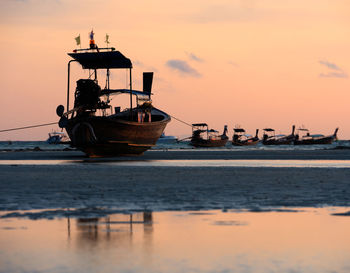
[1,208,350,273]
[1,140,349,152]
[1,159,350,168]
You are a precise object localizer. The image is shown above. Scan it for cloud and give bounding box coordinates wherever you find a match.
[186,4,263,24]
[166,59,201,77]
[319,72,348,78]
[133,60,158,72]
[186,52,204,62]
[319,60,347,78]
[319,60,342,71]
[228,61,239,67]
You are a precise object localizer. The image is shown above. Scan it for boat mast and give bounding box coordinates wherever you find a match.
[106,68,110,89]
[129,68,133,119]
[67,60,77,111]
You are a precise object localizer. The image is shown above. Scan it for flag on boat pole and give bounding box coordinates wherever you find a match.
[89,29,97,49]
[75,34,81,48]
[105,33,110,48]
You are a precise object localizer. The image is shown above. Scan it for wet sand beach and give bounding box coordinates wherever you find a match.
[1,149,350,217]
[1,147,350,160]
[1,149,350,273]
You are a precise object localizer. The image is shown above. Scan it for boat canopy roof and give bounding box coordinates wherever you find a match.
[192,123,208,127]
[234,128,245,132]
[68,50,132,69]
[311,134,324,138]
[194,128,218,133]
[263,128,275,132]
[298,128,309,131]
[101,88,149,98]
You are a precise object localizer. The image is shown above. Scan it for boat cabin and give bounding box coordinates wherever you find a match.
[262,128,275,140]
[62,46,162,124]
[192,123,221,141]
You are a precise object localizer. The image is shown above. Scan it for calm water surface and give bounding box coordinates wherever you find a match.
[1,159,350,168]
[1,208,350,273]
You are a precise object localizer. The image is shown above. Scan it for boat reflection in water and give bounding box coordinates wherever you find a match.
[2,209,350,272]
[67,212,153,244]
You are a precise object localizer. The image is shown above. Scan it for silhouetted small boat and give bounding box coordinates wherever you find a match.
[190,124,228,147]
[56,31,170,157]
[232,128,259,146]
[262,125,295,145]
[46,131,68,144]
[157,133,178,144]
[294,128,338,145]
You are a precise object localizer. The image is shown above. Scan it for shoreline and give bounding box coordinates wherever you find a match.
[1,149,350,219]
[1,148,350,160]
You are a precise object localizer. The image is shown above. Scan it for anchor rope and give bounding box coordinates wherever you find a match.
[169,114,193,128]
[0,122,57,133]
[0,115,193,133]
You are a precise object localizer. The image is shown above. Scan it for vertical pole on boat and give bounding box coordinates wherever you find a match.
[67,60,72,111]
[107,68,110,89]
[130,214,133,232]
[129,68,133,119]
[67,62,70,111]
[67,216,71,239]
[67,60,77,111]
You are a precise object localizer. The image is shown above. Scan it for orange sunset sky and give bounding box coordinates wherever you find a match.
[1,0,349,140]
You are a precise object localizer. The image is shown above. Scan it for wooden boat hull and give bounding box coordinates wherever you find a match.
[294,136,335,145]
[190,138,228,148]
[262,135,295,145]
[262,139,294,145]
[262,126,296,146]
[232,139,259,146]
[65,109,170,157]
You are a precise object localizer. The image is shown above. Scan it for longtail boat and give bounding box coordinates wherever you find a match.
[56,31,170,157]
[294,128,338,145]
[262,125,295,145]
[190,124,228,147]
[232,128,259,146]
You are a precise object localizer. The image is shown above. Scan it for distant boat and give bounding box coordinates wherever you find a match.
[46,131,68,144]
[232,128,259,146]
[262,125,295,145]
[157,133,178,143]
[294,128,338,145]
[190,124,228,147]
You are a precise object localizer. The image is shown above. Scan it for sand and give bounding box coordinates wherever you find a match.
[1,149,350,218]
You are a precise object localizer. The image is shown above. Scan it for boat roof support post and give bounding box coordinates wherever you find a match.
[107,68,110,89]
[129,68,133,119]
[67,60,77,111]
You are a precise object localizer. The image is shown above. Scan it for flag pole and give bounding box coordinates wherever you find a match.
[75,34,81,49]
[105,33,110,49]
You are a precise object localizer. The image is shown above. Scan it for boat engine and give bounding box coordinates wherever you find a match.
[74,79,101,109]
[192,129,202,141]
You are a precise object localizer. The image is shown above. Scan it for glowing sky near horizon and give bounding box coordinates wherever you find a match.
[0,0,349,140]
